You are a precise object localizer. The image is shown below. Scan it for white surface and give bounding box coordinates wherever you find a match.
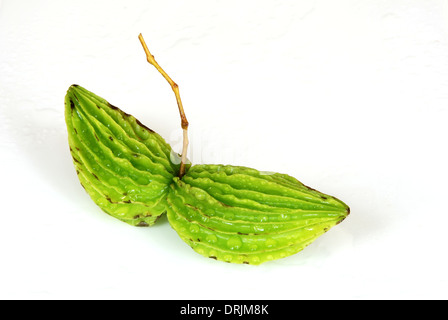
[1,0,448,300]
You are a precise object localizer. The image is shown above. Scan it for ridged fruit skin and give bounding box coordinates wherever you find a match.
[167,164,350,265]
[65,85,183,226]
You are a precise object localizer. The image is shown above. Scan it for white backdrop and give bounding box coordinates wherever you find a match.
[1,0,447,300]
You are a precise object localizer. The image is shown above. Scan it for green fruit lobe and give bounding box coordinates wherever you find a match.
[65,85,350,264]
[167,164,349,264]
[65,85,182,226]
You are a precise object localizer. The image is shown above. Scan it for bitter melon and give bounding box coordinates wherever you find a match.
[167,165,349,264]
[65,35,350,264]
[65,84,183,226]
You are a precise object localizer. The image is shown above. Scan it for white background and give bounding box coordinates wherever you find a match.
[1,0,447,300]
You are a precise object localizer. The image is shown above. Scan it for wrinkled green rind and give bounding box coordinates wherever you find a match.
[166,164,349,264]
[65,84,183,226]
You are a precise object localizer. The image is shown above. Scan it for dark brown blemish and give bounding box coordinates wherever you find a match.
[94,133,99,141]
[107,103,155,134]
[106,196,112,203]
[76,170,80,175]
[122,192,128,196]
[243,261,250,265]
[209,256,217,260]
[80,183,86,190]
[237,232,249,235]
[153,215,163,224]
[124,200,131,203]
[109,102,132,118]
[133,215,141,219]
[137,221,149,227]
[197,238,201,242]
[321,196,327,200]
[108,103,119,111]
[72,156,80,163]
[136,119,155,133]
[336,216,347,225]
[92,173,99,180]
[70,100,75,110]
[74,128,77,134]
[108,136,113,141]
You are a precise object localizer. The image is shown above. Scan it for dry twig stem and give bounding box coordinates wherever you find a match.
[138,33,189,178]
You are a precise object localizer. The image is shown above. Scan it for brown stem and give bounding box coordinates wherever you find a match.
[138,33,189,178]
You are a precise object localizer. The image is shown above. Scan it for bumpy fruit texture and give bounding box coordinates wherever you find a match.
[167,165,350,265]
[65,85,182,226]
[65,85,350,264]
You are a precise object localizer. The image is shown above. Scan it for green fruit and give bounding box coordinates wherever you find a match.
[65,34,351,264]
[65,84,350,264]
[166,164,349,265]
[65,84,184,226]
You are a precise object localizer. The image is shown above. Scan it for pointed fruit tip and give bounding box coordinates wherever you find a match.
[336,206,350,225]
[68,84,80,93]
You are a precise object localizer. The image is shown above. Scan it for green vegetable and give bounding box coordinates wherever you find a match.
[167,165,349,264]
[64,34,350,264]
[65,84,183,226]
